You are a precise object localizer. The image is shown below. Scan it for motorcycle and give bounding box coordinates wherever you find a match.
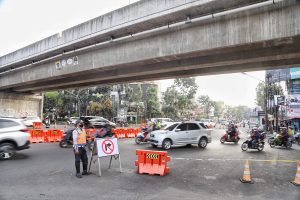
[135,128,151,144]
[293,132,300,145]
[241,132,266,151]
[87,128,115,151]
[59,129,74,148]
[220,130,240,144]
[268,133,292,149]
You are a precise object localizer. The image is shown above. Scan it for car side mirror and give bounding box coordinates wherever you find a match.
[175,129,181,132]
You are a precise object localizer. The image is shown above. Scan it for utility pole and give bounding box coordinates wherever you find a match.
[264,73,268,133]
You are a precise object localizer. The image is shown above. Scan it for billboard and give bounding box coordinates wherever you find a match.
[267,67,300,83]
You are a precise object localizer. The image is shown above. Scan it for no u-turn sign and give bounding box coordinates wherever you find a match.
[96,138,119,157]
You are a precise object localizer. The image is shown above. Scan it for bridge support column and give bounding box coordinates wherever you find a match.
[0,92,43,119]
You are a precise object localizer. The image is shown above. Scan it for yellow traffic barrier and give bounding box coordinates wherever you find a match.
[240,160,253,184]
[291,161,300,186]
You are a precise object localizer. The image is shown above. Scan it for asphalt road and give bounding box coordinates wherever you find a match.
[1,128,299,200]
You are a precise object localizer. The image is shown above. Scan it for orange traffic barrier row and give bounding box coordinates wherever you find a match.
[135,149,170,176]
[29,129,63,143]
[112,128,140,139]
[32,122,43,129]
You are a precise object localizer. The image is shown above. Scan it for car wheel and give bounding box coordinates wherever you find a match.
[162,139,172,150]
[0,143,16,160]
[198,137,207,148]
[186,144,192,147]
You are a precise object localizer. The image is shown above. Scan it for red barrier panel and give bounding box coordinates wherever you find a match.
[46,130,63,142]
[135,149,170,176]
[30,130,44,143]
[33,122,43,129]
[126,129,136,138]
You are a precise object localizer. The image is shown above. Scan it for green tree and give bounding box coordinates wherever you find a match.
[213,101,225,119]
[198,95,214,118]
[256,82,284,109]
[162,86,179,119]
[146,85,161,118]
[162,78,198,119]
[255,82,265,109]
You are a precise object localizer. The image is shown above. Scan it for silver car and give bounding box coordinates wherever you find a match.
[149,121,212,150]
[0,118,31,160]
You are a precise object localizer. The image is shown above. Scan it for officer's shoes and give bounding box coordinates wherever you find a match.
[76,173,82,178]
[82,171,91,175]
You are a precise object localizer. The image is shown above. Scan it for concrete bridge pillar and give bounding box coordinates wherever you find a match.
[0,92,43,119]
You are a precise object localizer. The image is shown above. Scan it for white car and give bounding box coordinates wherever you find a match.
[149,121,212,150]
[151,118,174,128]
[23,116,42,127]
[0,118,31,160]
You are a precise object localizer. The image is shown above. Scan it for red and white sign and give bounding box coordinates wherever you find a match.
[96,138,119,157]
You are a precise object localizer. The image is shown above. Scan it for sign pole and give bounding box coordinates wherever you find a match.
[98,157,101,177]
[119,154,123,173]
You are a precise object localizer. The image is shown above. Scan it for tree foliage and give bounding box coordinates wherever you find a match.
[198,95,214,118]
[146,85,161,118]
[162,78,198,120]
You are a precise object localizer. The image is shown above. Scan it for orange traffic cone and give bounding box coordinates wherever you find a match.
[291,161,300,186]
[240,160,253,184]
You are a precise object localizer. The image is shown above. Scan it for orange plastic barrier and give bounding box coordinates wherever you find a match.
[126,129,136,138]
[33,122,43,129]
[46,130,63,142]
[135,149,170,176]
[30,130,44,143]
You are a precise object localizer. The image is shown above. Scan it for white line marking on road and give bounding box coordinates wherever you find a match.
[253,178,266,183]
[204,176,217,180]
[171,157,298,163]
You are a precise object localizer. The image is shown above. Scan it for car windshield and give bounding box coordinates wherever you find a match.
[163,123,179,131]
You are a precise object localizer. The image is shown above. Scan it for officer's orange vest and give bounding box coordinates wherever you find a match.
[77,129,87,144]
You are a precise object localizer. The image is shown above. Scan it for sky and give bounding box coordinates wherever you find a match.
[0,0,265,107]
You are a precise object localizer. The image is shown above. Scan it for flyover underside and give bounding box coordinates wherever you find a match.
[1,0,299,92]
[9,35,300,92]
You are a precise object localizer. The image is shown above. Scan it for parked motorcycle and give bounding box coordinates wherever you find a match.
[241,132,266,151]
[220,130,240,144]
[59,129,74,148]
[268,134,292,149]
[135,128,151,144]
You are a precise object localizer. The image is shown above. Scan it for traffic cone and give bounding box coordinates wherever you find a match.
[240,160,253,184]
[291,161,300,186]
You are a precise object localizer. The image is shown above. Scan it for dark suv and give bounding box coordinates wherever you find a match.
[79,116,116,129]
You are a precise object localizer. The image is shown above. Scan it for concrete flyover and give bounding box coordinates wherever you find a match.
[0,0,300,93]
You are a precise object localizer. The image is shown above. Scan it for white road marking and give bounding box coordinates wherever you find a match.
[253,178,266,183]
[204,176,217,180]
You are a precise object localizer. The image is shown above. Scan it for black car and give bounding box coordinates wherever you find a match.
[79,116,116,129]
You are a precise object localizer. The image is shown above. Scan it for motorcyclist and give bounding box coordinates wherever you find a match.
[280,127,289,145]
[227,123,237,140]
[251,128,260,147]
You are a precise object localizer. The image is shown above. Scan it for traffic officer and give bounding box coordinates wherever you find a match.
[73,119,90,178]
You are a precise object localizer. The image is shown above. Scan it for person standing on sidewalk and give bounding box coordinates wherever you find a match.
[73,119,90,178]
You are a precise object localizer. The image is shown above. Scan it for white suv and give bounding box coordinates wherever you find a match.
[0,118,31,160]
[149,122,212,150]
